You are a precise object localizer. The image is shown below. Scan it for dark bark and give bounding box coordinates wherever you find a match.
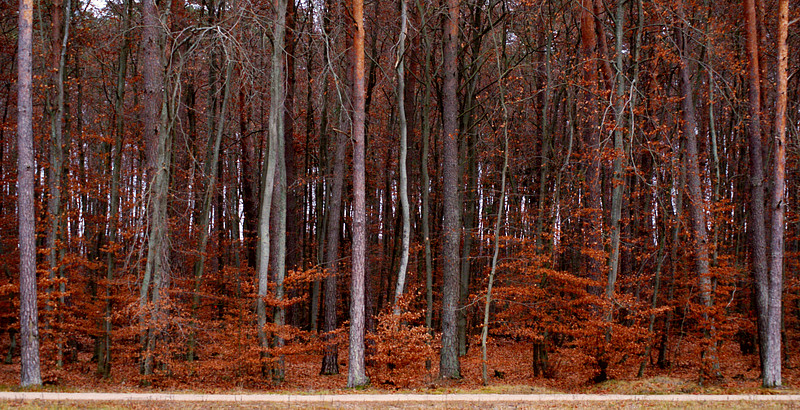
[744,0,770,380]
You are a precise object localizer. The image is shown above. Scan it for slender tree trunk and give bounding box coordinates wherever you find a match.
[481,11,509,384]
[606,0,626,309]
[271,1,290,374]
[743,0,770,379]
[579,0,603,295]
[320,0,348,375]
[764,0,788,387]
[392,0,410,316]
[258,0,287,377]
[440,0,461,380]
[46,0,71,368]
[417,0,435,370]
[347,0,368,388]
[17,0,42,386]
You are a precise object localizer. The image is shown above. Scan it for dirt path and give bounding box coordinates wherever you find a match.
[1,392,799,404]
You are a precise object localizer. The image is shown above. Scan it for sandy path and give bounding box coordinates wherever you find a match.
[1,392,799,403]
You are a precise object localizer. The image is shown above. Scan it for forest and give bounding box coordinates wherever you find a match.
[1,0,798,392]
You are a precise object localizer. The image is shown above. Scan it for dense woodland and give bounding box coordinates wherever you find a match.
[1,0,799,391]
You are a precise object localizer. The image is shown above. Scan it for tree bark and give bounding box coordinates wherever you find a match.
[392,0,410,316]
[319,0,348,376]
[418,0,434,370]
[257,0,287,377]
[140,0,171,377]
[347,0,368,388]
[744,0,770,380]
[17,0,42,387]
[440,0,461,380]
[45,0,71,368]
[764,0,788,388]
[579,0,603,295]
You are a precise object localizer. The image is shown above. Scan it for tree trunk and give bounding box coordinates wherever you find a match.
[579,0,603,295]
[320,0,348,376]
[140,0,171,377]
[606,0,626,310]
[46,0,71,368]
[257,0,287,377]
[347,0,368,388]
[17,0,42,386]
[764,0,788,387]
[440,0,461,380]
[392,0,410,316]
[481,11,509,384]
[743,0,772,381]
[418,0,434,370]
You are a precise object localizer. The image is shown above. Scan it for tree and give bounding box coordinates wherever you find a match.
[44,0,71,367]
[764,0,788,388]
[140,0,172,376]
[392,0,410,316]
[347,0,368,388]
[440,0,461,380]
[320,0,348,376]
[257,0,288,377]
[16,0,42,387]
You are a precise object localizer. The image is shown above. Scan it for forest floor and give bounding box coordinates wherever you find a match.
[1,339,800,408]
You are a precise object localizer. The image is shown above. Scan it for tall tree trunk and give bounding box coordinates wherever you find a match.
[481,9,509,384]
[319,0,348,376]
[606,0,626,309]
[764,0,788,388]
[579,0,603,295]
[440,0,461,380]
[743,0,770,379]
[258,0,287,377]
[392,0,410,316]
[271,0,290,374]
[458,2,484,358]
[140,0,171,377]
[418,0,434,370]
[17,0,42,387]
[348,0,368,388]
[46,0,71,368]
